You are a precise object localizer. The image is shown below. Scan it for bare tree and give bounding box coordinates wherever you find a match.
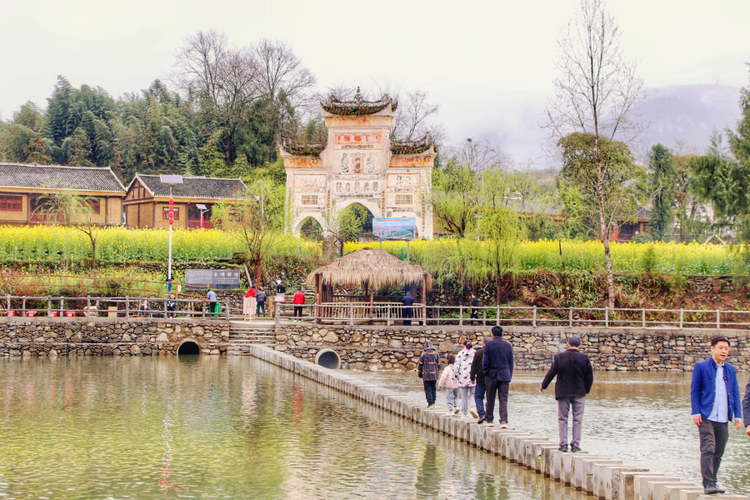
[390,90,439,141]
[544,0,644,308]
[174,30,260,168]
[446,138,511,172]
[254,39,316,108]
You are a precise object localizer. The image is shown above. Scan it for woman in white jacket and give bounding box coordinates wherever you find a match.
[438,354,460,415]
[454,340,478,418]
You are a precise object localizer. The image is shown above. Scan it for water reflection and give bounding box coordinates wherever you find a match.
[0,357,586,500]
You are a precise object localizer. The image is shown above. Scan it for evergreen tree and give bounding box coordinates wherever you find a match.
[649,144,676,241]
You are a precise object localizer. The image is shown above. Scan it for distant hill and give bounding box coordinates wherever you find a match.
[634,84,742,156]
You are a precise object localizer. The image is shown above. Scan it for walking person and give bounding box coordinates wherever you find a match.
[243,286,256,322]
[418,340,441,408]
[482,326,514,428]
[256,289,267,317]
[275,280,286,317]
[166,294,177,318]
[438,354,460,415]
[469,293,479,325]
[293,289,305,319]
[539,337,594,452]
[206,286,218,317]
[454,340,478,418]
[471,337,490,423]
[402,291,414,326]
[691,335,742,495]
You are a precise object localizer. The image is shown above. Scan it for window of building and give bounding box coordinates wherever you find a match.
[395,194,413,205]
[302,195,318,205]
[0,195,22,212]
[162,206,179,220]
[88,199,101,214]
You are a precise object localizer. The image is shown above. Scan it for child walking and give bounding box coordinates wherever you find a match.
[438,354,461,415]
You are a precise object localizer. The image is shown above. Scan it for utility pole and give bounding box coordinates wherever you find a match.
[160,175,183,293]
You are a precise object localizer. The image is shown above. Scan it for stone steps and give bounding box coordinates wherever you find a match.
[227,322,276,355]
[248,345,749,500]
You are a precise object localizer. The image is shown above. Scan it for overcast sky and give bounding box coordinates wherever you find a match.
[2,0,749,166]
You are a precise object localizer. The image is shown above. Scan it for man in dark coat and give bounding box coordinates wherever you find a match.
[469,293,479,325]
[402,291,414,326]
[418,340,441,408]
[540,337,594,452]
[481,326,514,427]
[470,336,490,423]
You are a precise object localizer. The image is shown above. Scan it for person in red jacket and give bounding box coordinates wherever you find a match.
[292,289,305,319]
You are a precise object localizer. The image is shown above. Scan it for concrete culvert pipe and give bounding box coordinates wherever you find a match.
[178,340,201,355]
[315,349,341,369]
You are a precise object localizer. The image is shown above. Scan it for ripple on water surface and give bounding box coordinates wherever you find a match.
[0,357,587,499]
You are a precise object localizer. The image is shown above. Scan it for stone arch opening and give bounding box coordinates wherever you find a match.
[315,349,341,369]
[299,216,324,241]
[339,202,375,242]
[177,340,201,355]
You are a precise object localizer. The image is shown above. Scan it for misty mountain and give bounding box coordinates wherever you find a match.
[634,84,742,157]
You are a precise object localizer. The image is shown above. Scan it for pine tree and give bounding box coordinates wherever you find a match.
[649,144,676,241]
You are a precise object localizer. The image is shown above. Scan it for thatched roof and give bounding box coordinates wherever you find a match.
[306,248,432,290]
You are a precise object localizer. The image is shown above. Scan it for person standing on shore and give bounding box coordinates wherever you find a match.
[256,289,267,317]
[438,354,460,415]
[206,286,218,317]
[402,291,414,326]
[539,337,594,452]
[470,337,489,423]
[417,340,441,408]
[293,289,305,319]
[469,293,479,325]
[454,340,478,418]
[691,335,742,495]
[275,280,286,317]
[482,326,514,428]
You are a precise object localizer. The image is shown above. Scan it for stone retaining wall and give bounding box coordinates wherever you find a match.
[274,324,750,372]
[250,345,742,500]
[0,318,229,356]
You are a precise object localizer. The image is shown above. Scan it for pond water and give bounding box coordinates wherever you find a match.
[352,369,750,496]
[0,357,586,500]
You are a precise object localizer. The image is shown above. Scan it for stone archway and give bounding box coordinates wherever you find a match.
[177,339,201,355]
[292,213,326,238]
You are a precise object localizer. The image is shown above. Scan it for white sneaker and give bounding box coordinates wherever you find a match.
[469,409,479,418]
[500,422,508,428]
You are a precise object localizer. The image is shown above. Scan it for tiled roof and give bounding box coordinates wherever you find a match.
[280,139,327,156]
[391,134,435,154]
[0,163,126,193]
[321,88,397,116]
[133,174,247,199]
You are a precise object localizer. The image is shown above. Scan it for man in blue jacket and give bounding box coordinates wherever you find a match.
[482,326,514,428]
[690,335,742,495]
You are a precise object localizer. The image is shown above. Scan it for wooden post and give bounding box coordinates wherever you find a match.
[387,304,391,326]
[716,310,721,330]
[87,296,91,316]
[496,305,500,326]
[47,296,51,317]
[642,309,646,328]
[275,301,280,327]
[605,307,609,328]
[569,308,573,327]
[459,305,463,326]
[349,303,354,326]
[125,297,130,317]
[226,299,230,320]
[679,309,684,329]
[533,306,537,327]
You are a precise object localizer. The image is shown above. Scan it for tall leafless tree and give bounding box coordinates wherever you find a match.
[447,139,510,172]
[174,30,260,168]
[545,0,644,308]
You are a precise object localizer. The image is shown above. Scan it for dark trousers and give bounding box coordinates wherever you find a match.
[485,379,509,423]
[294,306,302,317]
[423,380,437,405]
[699,419,729,487]
[470,310,478,325]
[257,302,265,316]
[209,301,217,317]
[404,308,413,326]
[474,383,486,418]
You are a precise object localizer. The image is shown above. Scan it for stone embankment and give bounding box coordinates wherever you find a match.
[250,344,746,500]
[0,318,228,356]
[274,324,750,371]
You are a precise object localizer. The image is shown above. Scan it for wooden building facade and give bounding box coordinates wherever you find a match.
[123,174,248,229]
[0,163,125,226]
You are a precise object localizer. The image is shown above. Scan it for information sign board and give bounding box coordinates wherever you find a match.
[373,218,416,241]
[185,269,242,289]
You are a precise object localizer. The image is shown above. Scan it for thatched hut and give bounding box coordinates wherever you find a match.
[306,248,432,323]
